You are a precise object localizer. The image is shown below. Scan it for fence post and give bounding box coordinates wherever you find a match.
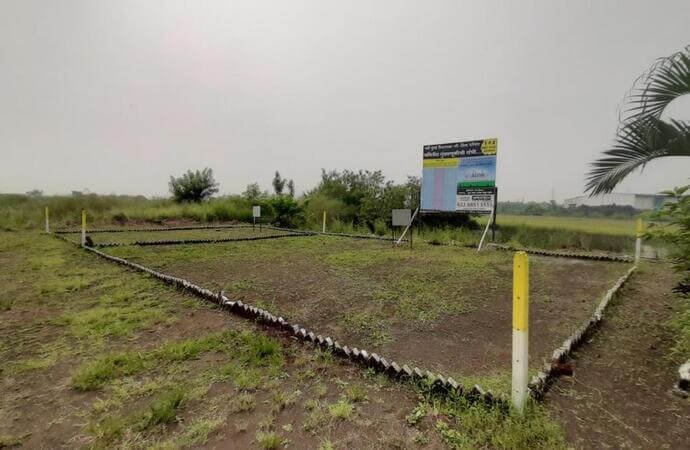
[45,207,50,233]
[81,209,86,246]
[322,211,327,233]
[512,251,529,413]
[634,218,643,266]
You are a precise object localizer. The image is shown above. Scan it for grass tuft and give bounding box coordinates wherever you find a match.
[255,431,282,449]
[327,399,354,420]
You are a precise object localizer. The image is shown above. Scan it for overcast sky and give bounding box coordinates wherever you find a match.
[2,1,689,201]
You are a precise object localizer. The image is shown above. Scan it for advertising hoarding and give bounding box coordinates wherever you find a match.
[421,138,497,214]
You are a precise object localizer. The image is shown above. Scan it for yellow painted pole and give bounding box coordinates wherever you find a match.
[322,210,327,233]
[635,218,643,266]
[512,251,529,413]
[44,206,50,233]
[81,209,86,246]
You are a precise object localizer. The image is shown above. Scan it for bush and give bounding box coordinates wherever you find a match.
[169,168,219,203]
[648,185,690,293]
[265,196,303,228]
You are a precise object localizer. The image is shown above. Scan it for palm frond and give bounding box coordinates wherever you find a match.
[619,45,690,126]
[586,118,690,195]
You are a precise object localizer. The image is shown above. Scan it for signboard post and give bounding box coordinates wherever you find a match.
[392,209,413,248]
[252,205,261,232]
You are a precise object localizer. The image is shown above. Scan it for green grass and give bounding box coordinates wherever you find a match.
[417,388,566,450]
[137,388,185,429]
[668,295,690,359]
[0,194,255,231]
[72,329,286,390]
[55,305,168,339]
[482,214,638,236]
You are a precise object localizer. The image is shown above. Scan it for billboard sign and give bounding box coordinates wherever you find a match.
[391,209,412,227]
[252,205,261,218]
[421,138,497,214]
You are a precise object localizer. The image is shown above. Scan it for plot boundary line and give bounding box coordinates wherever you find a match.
[52,233,506,410]
[54,223,252,234]
[488,243,633,263]
[92,232,314,248]
[55,223,633,263]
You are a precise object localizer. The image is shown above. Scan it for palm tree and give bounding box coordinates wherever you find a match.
[586,46,690,195]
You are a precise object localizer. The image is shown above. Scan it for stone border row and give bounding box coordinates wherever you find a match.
[675,361,689,398]
[92,232,314,248]
[52,233,505,409]
[262,225,404,242]
[54,223,252,234]
[528,265,637,399]
[488,243,632,263]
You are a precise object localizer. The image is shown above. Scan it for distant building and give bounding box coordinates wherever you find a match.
[563,193,668,210]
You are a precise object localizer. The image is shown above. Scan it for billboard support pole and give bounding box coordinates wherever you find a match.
[477,203,495,252]
[396,207,419,245]
[491,187,498,241]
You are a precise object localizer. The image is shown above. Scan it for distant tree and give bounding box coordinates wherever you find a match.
[26,189,43,197]
[272,171,286,195]
[169,168,219,203]
[71,190,83,197]
[287,179,295,197]
[242,182,263,201]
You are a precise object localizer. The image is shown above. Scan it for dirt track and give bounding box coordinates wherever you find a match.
[546,262,690,449]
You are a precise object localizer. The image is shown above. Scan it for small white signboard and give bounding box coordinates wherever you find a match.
[392,209,412,227]
[252,205,261,218]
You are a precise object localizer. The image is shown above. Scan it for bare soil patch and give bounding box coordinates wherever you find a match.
[105,236,630,384]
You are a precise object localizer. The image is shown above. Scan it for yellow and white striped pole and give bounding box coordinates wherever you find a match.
[81,209,87,246]
[634,218,643,266]
[512,251,529,413]
[44,206,50,233]
[322,210,327,233]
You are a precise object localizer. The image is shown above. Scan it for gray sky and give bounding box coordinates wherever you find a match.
[2,0,689,201]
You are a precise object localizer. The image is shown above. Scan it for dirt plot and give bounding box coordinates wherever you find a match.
[105,235,630,391]
[59,226,296,245]
[546,263,690,449]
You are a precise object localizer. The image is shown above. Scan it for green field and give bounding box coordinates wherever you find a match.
[481,214,638,236]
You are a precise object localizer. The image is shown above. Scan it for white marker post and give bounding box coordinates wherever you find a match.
[44,206,50,233]
[81,209,87,246]
[634,218,643,266]
[322,210,327,233]
[512,251,529,413]
[252,205,261,232]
